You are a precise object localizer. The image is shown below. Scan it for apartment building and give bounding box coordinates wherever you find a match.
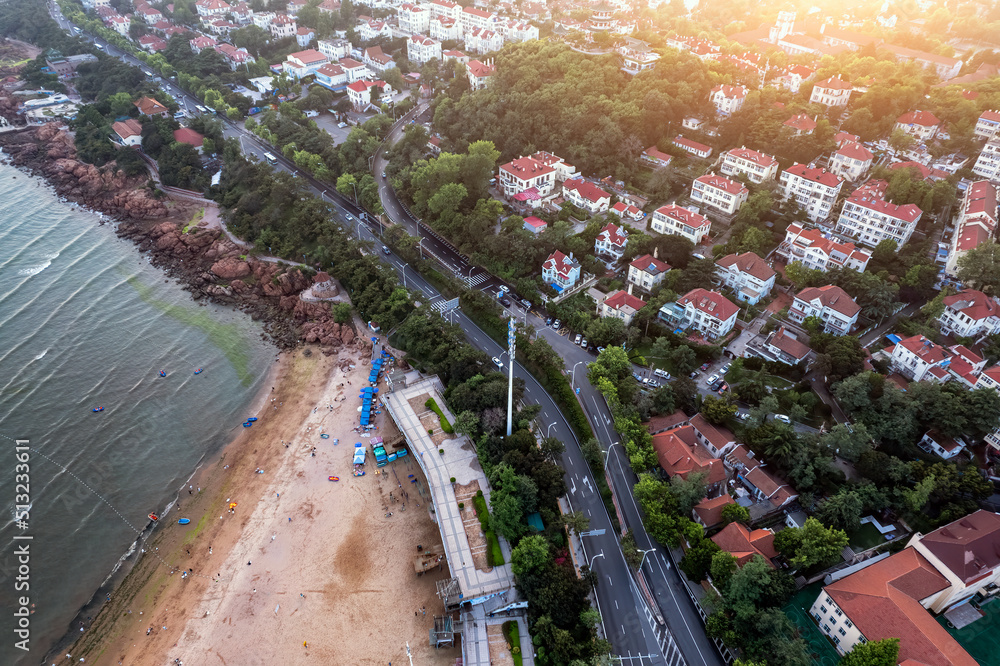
[789,285,860,335]
[691,174,749,215]
[283,49,329,79]
[972,138,1000,181]
[397,3,430,33]
[829,141,873,182]
[779,164,843,222]
[651,204,711,245]
[720,146,778,183]
[628,254,671,293]
[715,252,775,305]
[946,181,998,277]
[810,76,852,106]
[317,38,351,62]
[777,223,871,272]
[269,14,296,39]
[460,5,496,34]
[834,180,923,247]
[974,110,1000,141]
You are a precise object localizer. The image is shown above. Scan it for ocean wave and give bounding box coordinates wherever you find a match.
[17,261,52,276]
[35,349,48,360]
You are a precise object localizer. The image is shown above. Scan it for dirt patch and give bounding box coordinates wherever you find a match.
[488,623,515,666]
[454,481,492,573]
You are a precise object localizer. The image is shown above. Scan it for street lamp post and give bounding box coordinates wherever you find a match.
[637,548,656,569]
[546,421,557,438]
[589,552,605,567]
[368,154,375,172]
[401,263,407,289]
[603,441,620,471]
[571,361,584,389]
[466,266,475,288]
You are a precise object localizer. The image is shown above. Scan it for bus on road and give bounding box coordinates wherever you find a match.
[263,153,277,165]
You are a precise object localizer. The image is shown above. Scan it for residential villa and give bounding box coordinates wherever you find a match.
[563,178,611,214]
[788,285,860,335]
[776,223,871,272]
[715,252,775,304]
[594,222,628,262]
[650,204,711,245]
[829,142,874,182]
[598,288,646,326]
[691,174,749,215]
[720,146,778,183]
[659,288,740,340]
[809,76,852,106]
[541,250,581,291]
[627,254,671,293]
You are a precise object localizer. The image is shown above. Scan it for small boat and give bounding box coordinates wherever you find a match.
[328,476,339,482]
[178,518,191,525]
[320,433,329,439]
[243,421,252,427]
[92,407,104,412]
[159,370,166,377]
[148,513,158,521]
[194,368,203,375]
[247,417,258,422]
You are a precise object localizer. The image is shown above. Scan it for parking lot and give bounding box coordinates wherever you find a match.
[312,112,355,144]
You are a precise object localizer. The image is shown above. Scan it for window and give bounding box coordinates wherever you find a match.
[822,624,830,633]
[845,620,853,629]
[838,628,846,637]
[820,605,828,614]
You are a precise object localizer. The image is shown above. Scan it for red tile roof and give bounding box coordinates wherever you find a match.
[655,204,710,229]
[643,146,673,164]
[783,113,817,132]
[944,289,1000,321]
[919,511,1000,585]
[172,127,204,147]
[603,290,646,313]
[897,109,941,127]
[711,522,778,566]
[784,163,841,188]
[693,494,735,528]
[796,285,860,317]
[824,548,974,666]
[848,180,922,222]
[767,326,810,360]
[711,83,746,99]
[651,425,726,486]
[133,96,167,116]
[566,178,611,204]
[724,146,777,167]
[695,173,747,196]
[895,335,948,364]
[716,252,774,281]
[596,222,627,246]
[814,75,852,90]
[112,118,143,139]
[689,412,734,451]
[835,141,873,161]
[467,59,495,78]
[523,215,546,229]
[673,136,712,154]
[629,254,670,275]
[288,49,327,65]
[500,156,553,179]
[542,250,579,279]
[678,288,739,321]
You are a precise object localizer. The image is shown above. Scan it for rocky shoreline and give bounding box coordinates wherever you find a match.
[0,122,356,351]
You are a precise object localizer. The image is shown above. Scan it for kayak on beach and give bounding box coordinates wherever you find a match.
[247,417,258,422]
[92,406,104,412]
[178,518,191,525]
[328,476,339,481]
[320,433,329,439]
[148,513,158,521]
[243,421,252,427]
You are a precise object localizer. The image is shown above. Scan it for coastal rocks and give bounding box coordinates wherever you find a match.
[210,257,251,280]
[341,325,355,345]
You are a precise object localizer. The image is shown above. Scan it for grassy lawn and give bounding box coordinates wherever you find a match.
[503,620,523,666]
[424,397,454,434]
[473,492,505,566]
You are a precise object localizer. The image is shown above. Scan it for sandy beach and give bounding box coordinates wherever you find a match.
[66,339,460,665]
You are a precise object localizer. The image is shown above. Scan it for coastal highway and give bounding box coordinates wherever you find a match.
[50,10,714,663]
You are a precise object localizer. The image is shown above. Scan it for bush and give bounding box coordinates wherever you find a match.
[450,476,456,483]
[473,492,505,566]
[333,302,352,323]
[458,502,464,509]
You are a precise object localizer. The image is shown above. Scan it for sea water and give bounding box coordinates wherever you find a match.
[0,160,273,664]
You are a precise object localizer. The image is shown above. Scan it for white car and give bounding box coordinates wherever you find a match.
[774,414,791,423]
[574,334,582,345]
[492,356,504,369]
[707,374,719,385]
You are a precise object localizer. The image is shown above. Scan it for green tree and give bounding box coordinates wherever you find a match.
[957,241,1000,294]
[670,471,708,515]
[561,510,590,535]
[679,537,721,582]
[774,517,848,569]
[818,422,871,463]
[510,534,549,577]
[839,638,900,666]
[670,344,697,375]
[815,488,864,533]
[721,503,751,525]
[701,395,737,425]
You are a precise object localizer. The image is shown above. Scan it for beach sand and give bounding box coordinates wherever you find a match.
[67,343,460,665]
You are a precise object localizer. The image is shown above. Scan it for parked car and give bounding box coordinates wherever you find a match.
[632,372,643,382]
[654,368,670,379]
[717,382,728,394]
[709,380,723,391]
[381,171,386,178]
[545,316,552,326]
[492,356,504,369]
[774,414,791,423]
[520,299,532,309]
[700,362,711,371]
[689,371,699,379]
[551,319,560,330]
[736,411,749,421]
[580,338,588,349]
[499,297,512,307]
[574,334,582,345]
[721,363,731,374]
[707,374,719,385]
[597,346,606,354]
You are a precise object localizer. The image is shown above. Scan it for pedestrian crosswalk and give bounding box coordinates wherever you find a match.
[466,271,490,287]
[430,297,460,313]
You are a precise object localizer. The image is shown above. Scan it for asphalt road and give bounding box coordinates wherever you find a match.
[50,9,719,663]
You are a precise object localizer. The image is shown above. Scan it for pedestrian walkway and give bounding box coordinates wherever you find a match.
[467,271,490,288]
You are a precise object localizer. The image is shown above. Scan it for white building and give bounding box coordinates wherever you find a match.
[777,223,871,272]
[709,84,747,115]
[498,156,554,198]
[918,430,969,460]
[974,110,1000,141]
[338,57,373,83]
[466,59,494,90]
[829,142,873,182]
[628,254,671,293]
[363,46,394,73]
[779,164,843,222]
[673,136,712,159]
[776,64,813,93]
[111,119,143,147]
[563,178,611,214]
[317,38,352,62]
[357,17,392,41]
[938,289,1000,338]
[673,288,740,339]
[346,80,393,110]
[269,14,297,39]
[809,76,852,107]
[529,151,578,182]
[429,16,461,41]
[195,0,231,18]
[789,285,860,335]
[599,288,646,326]
[720,147,778,184]
[314,63,347,90]
[973,139,1000,182]
[651,204,711,245]
[397,3,430,34]
[715,252,775,305]
[189,35,218,54]
[108,15,130,36]
[691,174,749,215]
[500,20,539,43]
[283,49,329,79]
[542,250,581,290]
[947,181,997,277]
[407,35,442,65]
[834,180,923,248]
[594,222,628,261]
[895,110,941,142]
[464,27,504,54]
[296,26,315,47]
[428,0,462,21]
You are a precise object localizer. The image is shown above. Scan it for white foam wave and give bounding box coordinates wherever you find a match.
[17,261,52,276]
[35,349,48,360]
